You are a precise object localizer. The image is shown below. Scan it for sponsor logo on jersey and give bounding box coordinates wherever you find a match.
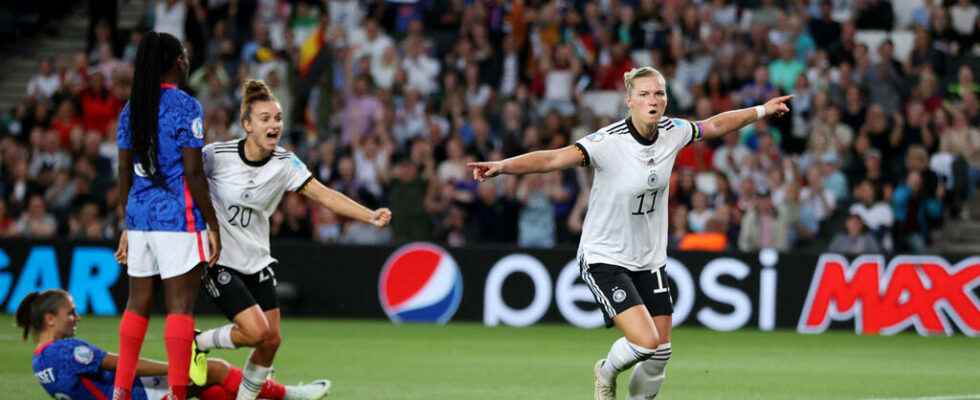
[798,255,980,335]
[379,242,463,324]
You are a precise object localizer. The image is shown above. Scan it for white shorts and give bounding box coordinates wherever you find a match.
[127,230,210,279]
[138,376,169,400]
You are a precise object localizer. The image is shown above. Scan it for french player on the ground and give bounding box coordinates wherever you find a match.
[16,289,330,400]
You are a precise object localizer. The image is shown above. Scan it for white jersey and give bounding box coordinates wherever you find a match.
[203,140,313,274]
[575,116,702,271]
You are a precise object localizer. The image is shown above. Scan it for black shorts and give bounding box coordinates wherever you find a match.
[581,263,674,328]
[203,264,279,321]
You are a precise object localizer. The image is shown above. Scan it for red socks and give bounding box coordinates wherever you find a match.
[164,313,195,400]
[260,379,288,400]
[221,367,287,400]
[198,385,231,400]
[221,367,243,394]
[112,311,149,400]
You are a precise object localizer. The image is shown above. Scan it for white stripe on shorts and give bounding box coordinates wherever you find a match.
[580,258,617,318]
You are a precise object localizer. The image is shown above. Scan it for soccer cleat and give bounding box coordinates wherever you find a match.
[188,331,208,387]
[284,379,332,400]
[594,359,616,400]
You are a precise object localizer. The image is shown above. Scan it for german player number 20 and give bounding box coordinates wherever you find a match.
[227,205,253,228]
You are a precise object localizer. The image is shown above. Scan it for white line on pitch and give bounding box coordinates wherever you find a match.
[863,395,980,400]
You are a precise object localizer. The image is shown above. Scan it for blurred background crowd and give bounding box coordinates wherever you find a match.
[0,0,978,254]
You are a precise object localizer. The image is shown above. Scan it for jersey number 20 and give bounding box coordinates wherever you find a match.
[227,205,253,228]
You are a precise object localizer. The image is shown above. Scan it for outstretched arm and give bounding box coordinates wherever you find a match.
[101,353,168,376]
[468,145,584,182]
[299,179,392,227]
[697,95,793,141]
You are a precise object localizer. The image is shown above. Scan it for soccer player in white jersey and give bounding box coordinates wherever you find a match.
[193,80,392,400]
[469,67,791,400]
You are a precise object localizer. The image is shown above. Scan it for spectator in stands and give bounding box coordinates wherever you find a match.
[738,190,786,252]
[828,212,883,254]
[312,206,341,244]
[820,152,848,202]
[388,153,433,242]
[27,58,61,101]
[893,171,943,252]
[78,72,122,134]
[855,0,894,31]
[948,65,980,102]
[849,179,894,250]
[687,191,713,233]
[154,0,188,42]
[950,0,979,42]
[28,130,72,179]
[809,1,842,49]
[0,198,13,236]
[669,206,690,250]
[516,172,561,249]
[14,194,56,238]
[470,180,519,243]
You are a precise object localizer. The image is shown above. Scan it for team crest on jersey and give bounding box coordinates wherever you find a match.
[192,117,204,139]
[647,171,659,187]
[73,345,94,365]
[217,271,232,285]
[587,132,605,142]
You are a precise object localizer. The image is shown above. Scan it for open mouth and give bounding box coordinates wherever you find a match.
[266,131,280,139]
[648,109,658,115]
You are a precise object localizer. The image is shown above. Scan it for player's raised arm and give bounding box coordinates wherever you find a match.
[468,145,585,182]
[696,95,793,141]
[298,178,392,227]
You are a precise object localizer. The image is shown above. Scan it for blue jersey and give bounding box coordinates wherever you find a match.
[32,338,153,400]
[117,85,207,232]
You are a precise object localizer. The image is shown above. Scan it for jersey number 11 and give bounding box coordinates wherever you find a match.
[632,190,659,216]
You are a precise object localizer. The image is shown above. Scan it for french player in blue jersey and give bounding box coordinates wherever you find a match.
[113,32,222,400]
[16,289,331,400]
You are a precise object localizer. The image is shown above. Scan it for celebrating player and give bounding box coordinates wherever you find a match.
[192,79,391,400]
[469,67,791,400]
[15,289,331,400]
[114,32,221,400]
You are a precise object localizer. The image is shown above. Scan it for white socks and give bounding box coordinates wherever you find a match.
[195,324,236,351]
[599,337,658,384]
[628,342,672,400]
[236,357,271,400]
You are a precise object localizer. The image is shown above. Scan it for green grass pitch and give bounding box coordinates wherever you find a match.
[1,317,977,399]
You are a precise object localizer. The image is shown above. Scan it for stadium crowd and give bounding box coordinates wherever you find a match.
[1,0,978,254]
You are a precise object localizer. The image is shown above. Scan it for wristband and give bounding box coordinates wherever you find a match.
[754,105,767,120]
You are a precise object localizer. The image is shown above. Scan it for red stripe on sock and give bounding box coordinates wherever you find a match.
[113,311,149,398]
[259,379,287,400]
[164,313,195,400]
